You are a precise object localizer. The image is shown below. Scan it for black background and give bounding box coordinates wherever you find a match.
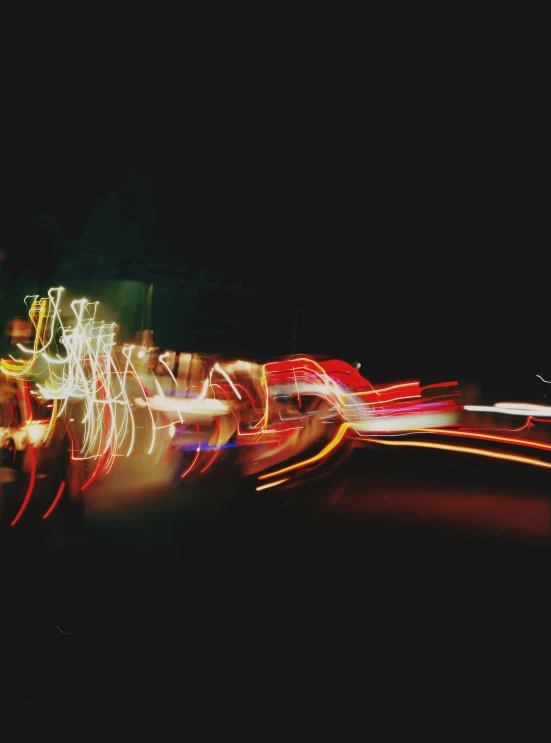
[2,54,546,388]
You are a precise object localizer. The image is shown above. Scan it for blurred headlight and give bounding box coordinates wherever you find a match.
[26,423,47,445]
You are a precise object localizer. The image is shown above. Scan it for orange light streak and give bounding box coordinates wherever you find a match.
[256,478,290,491]
[257,422,350,480]
[361,437,551,469]
[411,427,551,452]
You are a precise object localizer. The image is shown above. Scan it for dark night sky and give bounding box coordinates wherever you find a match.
[2,71,547,386]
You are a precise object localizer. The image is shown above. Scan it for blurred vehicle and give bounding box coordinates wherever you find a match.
[1,380,50,467]
[138,353,460,486]
[0,376,83,540]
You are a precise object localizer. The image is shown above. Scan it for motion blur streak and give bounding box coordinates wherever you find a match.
[256,478,290,491]
[409,427,551,453]
[42,481,66,520]
[178,422,202,481]
[9,444,37,526]
[465,403,551,417]
[361,437,551,469]
[3,287,504,507]
[199,418,222,474]
[2,289,128,468]
[1,288,171,491]
[257,422,350,480]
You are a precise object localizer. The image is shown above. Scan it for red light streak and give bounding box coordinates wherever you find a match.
[81,447,110,491]
[420,380,459,392]
[200,417,222,474]
[42,481,66,520]
[10,444,37,526]
[179,421,202,481]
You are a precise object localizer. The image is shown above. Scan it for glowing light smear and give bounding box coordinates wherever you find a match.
[3,288,547,507]
[1,288,175,520]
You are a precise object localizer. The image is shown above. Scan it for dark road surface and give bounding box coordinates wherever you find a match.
[2,442,550,726]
